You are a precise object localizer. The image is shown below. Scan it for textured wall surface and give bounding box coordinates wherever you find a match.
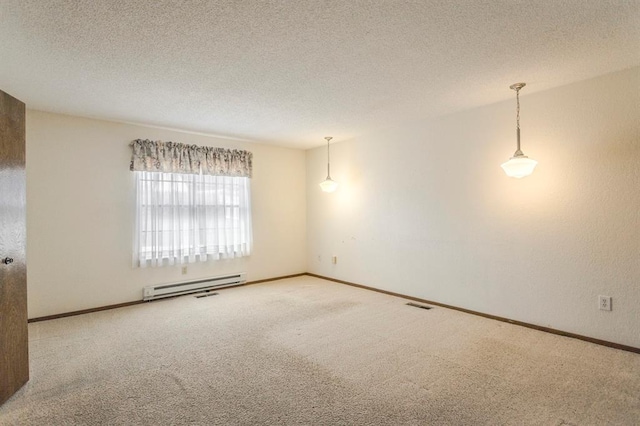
[26,112,307,318]
[307,67,640,347]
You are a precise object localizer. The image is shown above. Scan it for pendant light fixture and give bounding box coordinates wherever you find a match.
[501,82,538,178]
[319,136,339,192]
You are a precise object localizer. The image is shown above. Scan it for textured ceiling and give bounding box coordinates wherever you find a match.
[1,0,639,149]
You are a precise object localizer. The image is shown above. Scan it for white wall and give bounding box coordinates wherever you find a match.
[26,112,307,318]
[307,67,640,348]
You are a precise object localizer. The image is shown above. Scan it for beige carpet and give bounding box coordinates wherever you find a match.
[1,276,639,425]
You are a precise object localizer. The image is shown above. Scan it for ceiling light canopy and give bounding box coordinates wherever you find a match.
[501,83,537,178]
[319,137,338,192]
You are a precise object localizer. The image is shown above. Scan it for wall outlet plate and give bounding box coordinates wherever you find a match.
[331,256,337,264]
[598,295,612,311]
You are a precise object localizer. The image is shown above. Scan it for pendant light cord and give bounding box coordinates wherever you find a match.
[516,87,521,153]
[509,82,526,156]
[325,137,332,179]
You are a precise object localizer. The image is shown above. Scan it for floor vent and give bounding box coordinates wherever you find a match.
[195,292,219,299]
[406,302,433,310]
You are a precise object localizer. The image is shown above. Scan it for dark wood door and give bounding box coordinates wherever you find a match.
[0,90,28,405]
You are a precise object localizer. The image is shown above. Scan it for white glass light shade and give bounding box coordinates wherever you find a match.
[319,178,339,192]
[501,156,538,178]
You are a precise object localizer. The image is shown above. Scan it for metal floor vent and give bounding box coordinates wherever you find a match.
[195,292,219,299]
[406,302,433,310]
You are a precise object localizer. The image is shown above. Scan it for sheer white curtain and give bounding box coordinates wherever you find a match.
[134,171,252,267]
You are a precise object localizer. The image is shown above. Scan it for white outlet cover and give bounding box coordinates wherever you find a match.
[598,295,612,311]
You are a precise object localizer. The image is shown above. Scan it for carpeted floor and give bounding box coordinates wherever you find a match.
[1,276,639,425]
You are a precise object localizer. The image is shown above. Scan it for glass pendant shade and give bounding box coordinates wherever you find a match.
[501,156,538,178]
[319,177,339,192]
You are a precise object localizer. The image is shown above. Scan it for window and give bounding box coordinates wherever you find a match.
[134,171,252,267]
[129,139,253,267]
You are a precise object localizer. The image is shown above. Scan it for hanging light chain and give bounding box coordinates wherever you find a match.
[510,82,526,156]
[325,136,332,179]
[516,87,520,133]
[516,86,521,153]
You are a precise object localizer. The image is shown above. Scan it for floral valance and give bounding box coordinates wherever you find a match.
[130,139,252,178]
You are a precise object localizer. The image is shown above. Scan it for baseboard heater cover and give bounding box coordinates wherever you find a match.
[143,273,246,301]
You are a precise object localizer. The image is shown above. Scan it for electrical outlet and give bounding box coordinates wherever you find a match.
[181,266,188,275]
[598,295,612,311]
[332,256,337,264]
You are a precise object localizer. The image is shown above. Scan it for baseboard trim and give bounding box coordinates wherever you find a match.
[305,273,640,355]
[27,273,307,323]
[28,300,146,323]
[245,273,307,286]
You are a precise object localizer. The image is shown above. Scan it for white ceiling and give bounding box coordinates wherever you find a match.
[1,0,639,149]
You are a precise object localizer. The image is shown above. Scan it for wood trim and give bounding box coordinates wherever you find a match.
[27,273,307,323]
[28,300,146,323]
[245,273,307,286]
[305,273,640,355]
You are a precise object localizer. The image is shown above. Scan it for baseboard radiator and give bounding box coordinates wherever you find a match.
[143,273,247,301]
